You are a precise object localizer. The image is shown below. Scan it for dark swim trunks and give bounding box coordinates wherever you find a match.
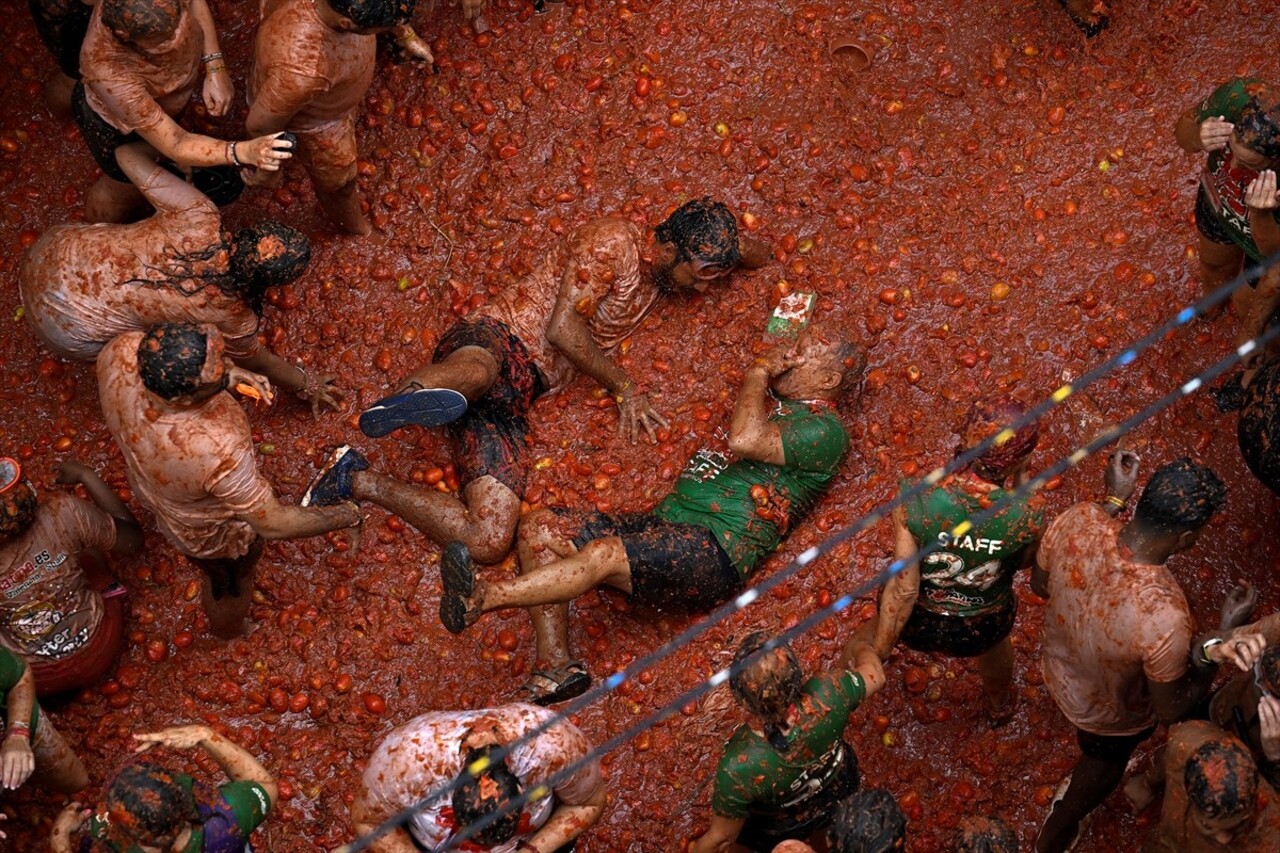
[434,317,547,494]
[900,597,1016,658]
[735,740,860,851]
[570,511,742,610]
[1195,186,1236,246]
[72,81,138,182]
[30,0,92,78]
[1076,726,1155,762]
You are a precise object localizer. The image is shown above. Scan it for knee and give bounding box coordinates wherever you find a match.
[517,509,560,551]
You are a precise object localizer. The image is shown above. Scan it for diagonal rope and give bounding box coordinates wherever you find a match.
[338,252,1280,852]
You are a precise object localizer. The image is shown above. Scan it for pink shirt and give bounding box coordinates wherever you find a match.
[79,2,202,134]
[1039,503,1194,736]
[249,0,376,132]
[0,493,116,661]
[97,332,272,560]
[478,219,658,392]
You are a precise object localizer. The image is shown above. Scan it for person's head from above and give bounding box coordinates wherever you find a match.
[103,762,201,852]
[827,788,907,853]
[955,815,1018,853]
[769,325,865,405]
[729,632,804,752]
[650,197,751,293]
[228,222,311,313]
[450,744,523,846]
[0,458,37,543]
[1184,736,1259,845]
[957,396,1039,483]
[315,0,416,33]
[137,323,228,407]
[102,0,182,50]
[1130,457,1227,555]
[1231,83,1280,170]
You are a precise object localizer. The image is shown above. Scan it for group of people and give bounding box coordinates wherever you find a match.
[4,0,1280,849]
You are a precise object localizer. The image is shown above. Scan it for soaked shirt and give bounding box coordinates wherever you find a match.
[249,0,376,132]
[478,219,659,393]
[904,473,1044,617]
[1039,503,1193,736]
[1144,721,1280,853]
[84,775,271,852]
[0,493,116,662]
[655,398,848,579]
[358,704,603,851]
[79,1,202,134]
[19,194,259,361]
[711,670,866,818]
[97,332,272,561]
[1195,78,1280,262]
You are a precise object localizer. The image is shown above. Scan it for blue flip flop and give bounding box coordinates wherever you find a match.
[359,387,468,438]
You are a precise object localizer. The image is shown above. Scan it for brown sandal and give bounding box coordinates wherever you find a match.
[515,662,591,706]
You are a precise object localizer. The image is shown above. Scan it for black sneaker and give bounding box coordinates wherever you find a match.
[359,387,468,438]
[301,446,368,507]
[439,542,477,634]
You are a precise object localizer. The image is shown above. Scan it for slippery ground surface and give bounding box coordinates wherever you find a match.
[2,0,1280,849]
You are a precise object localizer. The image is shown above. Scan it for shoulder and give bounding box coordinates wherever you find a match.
[99,331,143,366]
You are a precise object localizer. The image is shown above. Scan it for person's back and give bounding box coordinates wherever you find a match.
[1040,502,1191,736]
[250,0,375,130]
[478,218,654,393]
[19,201,254,361]
[97,331,269,559]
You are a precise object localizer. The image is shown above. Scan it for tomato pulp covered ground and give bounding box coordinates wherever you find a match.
[1,0,1278,849]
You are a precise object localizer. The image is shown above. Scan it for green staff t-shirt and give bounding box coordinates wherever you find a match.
[654,397,848,578]
[1195,77,1280,261]
[711,670,866,818]
[904,473,1043,617]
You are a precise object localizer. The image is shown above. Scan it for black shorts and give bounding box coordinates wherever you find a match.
[1076,725,1155,762]
[899,597,1016,658]
[30,0,92,78]
[435,318,547,494]
[72,81,138,182]
[570,512,741,611]
[736,740,860,851]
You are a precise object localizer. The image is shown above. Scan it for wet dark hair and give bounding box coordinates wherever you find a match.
[1236,86,1280,162]
[137,324,208,400]
[831,339,866,401]
[328,0,416,29]
[654,198,742,269]
[729,632,804,753]
[451,746,522,845]
[102,0,181,43]
[105,761,198,842]
[960,396,1039,479]
[229,222,311,312]
[1132,458,1226,536]
[828,788,907,853]
[1260,645,1280,697]
[1186,738,1257,820]
[0,480,38,540]
[955,815,1018,853]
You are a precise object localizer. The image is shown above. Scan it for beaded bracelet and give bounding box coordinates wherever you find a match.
[227,141,243,168]
[200,51,223,64]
